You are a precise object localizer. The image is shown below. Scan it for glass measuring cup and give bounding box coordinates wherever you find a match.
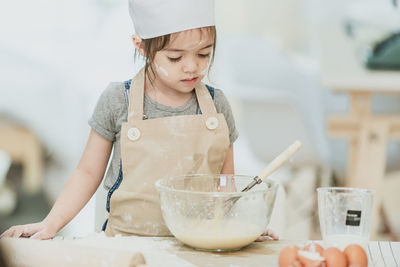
[317,187,375,249]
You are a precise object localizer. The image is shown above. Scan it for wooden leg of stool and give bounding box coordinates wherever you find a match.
[353,121,388,240]
[346,138,359,187]
[22,133,43,195]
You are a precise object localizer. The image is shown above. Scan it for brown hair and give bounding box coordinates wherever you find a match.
[135,26,217,84]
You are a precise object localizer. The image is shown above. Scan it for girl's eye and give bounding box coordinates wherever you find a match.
[199,53,210,58]
[168,57,182,62]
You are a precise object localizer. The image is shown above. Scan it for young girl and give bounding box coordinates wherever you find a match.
[1,0,278,241]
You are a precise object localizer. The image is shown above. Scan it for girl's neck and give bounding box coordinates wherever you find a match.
[144,76,194,107]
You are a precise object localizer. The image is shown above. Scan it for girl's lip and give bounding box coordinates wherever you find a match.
[181,77,198,85]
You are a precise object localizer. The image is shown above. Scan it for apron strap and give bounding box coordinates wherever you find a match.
[126,79,215,115]
[194,83,217,115]
[127,69,145,120]
[126,68,217,120]
[196,85,215,114]
[124,80,131,106]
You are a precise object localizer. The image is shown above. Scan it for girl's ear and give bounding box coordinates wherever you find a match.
[132,35,145,57]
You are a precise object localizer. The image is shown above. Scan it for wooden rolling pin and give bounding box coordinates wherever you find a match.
[0,237,147,267]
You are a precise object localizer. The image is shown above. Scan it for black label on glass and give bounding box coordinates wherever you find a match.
[346,210,362,226]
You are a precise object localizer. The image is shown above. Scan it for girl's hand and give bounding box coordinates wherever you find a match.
[255,228,279,242]
[0,221,57,240]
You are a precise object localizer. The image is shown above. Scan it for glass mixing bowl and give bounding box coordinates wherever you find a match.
[155,174,278,252]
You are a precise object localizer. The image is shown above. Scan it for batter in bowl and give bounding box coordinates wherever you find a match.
[174,219,262,251]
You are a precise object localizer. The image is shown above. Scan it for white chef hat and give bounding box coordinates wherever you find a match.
[128,0,215,39]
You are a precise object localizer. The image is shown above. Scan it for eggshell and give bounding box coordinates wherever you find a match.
[279,245,300,267]
[292,261,303,267]
[322,247,347,267]
[344,244,368,267]
[304,243,324,256]
[298,250,325,267]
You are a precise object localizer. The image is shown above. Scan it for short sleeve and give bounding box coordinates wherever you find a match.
[88,82,121,142]
[213,89,239,145]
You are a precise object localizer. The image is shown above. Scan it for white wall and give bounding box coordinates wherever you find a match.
[216,0,312,52]
[0,0,137,236]
[214,0,400,178]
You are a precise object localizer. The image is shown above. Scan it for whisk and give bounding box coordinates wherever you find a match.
[224,140,302,212]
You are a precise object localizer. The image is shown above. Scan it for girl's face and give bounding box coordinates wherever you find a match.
[151,29,214,94]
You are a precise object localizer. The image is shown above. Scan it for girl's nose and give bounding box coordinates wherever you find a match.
[182,58,198,73]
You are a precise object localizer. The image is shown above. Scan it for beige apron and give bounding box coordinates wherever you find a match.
[105,69,230,236]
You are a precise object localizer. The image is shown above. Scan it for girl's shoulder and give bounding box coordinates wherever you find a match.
[97,82,128,110]
[89,82,127,141]
[102,81,126,99]
[208,86,232,111]
[208,86,238,144]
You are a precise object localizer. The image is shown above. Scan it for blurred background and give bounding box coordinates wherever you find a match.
[1,0,399,241]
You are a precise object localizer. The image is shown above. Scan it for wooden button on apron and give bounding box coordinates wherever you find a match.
[206,117,219,130]
[127,127,141,141]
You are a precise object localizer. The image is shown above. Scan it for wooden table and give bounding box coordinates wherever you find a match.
[320,26,400,239]
[1,235,399,267]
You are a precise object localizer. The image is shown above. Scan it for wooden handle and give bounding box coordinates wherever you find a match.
[0,238,147,267]
[257,141,302,182]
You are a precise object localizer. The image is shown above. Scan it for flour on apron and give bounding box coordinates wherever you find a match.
[105,69,230,236]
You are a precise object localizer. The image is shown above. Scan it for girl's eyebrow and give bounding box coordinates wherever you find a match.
[166,44,213,52]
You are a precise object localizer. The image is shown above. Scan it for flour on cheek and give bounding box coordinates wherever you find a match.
[155,62,169,77]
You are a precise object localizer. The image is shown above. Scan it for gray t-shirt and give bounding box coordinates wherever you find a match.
[89,82,239,190]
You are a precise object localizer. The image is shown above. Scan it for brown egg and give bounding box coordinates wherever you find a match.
[304,243,324,256]
[344,244,368,267]
[298,249,325,267]
[279,245,301,267]
[322,247,347,267]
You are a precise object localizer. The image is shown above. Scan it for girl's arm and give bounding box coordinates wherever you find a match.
[0,129,112,239]
[220,144,234,174]
[218,144,235,192]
